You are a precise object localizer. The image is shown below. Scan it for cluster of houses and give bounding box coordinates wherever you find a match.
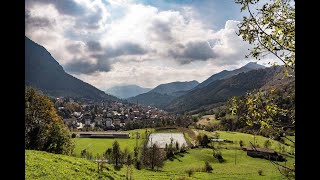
[62,100,175,131]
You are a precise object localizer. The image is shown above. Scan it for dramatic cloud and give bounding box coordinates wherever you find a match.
[64,41,148,74]
[64,59,111,74]
[86,41,102,52]
[169,41,217,64]
[25,0,85,16]
[25,0,278,90]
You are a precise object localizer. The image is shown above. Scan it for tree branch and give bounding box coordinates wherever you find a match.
[247,4,294,53]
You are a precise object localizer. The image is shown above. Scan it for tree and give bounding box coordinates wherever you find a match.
[236,0,295,71]
[239,140,244,148]
[201,134,210,147]
[175,141,180,152]
[112,140,121,167]
[126,154,133,180]
[25,87,74,155]
[150,144,165,170]
[105,148,113,161]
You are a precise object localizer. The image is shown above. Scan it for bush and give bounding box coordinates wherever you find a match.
[213,151,224,163]
[185,168,194,177]
[258,169,263,176]
[204,161,213,172]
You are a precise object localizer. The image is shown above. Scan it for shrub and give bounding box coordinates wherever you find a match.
[204,161,213,172]
[213,151,224,163]
[185,168,194,177]
[258,169,263,176]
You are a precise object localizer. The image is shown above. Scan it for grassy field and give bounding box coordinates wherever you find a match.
[73,129,152,157]
[28,129,295,180]
[115,148,293,179]
[26,150,122,180]
[193,130,295,154]
[26,148,293,180]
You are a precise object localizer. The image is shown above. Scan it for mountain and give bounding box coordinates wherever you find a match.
[166,66,283,113]
[150,80,199,95]
[127,80,199,108]
[127,92,176,108]
[25,36,118,101]
[193,62,265,90]
[105,85,151,99]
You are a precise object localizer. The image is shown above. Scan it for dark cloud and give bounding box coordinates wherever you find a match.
[25,9,55,30]
[26,0,85,16]
[87,41,102,52]
[149,20,173,41]
[64,59,111,75]
[169,41,217,64]
[183,41,215,60]
[107,42,147,57]
[66,43,82,54]
[64,42,148,74]
[26,0,102,30]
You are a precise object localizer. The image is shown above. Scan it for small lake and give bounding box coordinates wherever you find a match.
[147,133,187,148]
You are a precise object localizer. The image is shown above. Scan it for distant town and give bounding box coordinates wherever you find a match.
[58,97,176,132]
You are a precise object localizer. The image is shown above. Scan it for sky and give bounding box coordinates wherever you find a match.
[25,0,281,90]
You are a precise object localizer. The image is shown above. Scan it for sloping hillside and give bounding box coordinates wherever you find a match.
[25,36,118,101]
[25,150,122,180]
[166,66,282,113]
[128,92,176,108]
[193,62,265,90]
[150,80,199,95]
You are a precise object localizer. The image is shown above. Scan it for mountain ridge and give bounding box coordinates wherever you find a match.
[193,62,265,90]
[105,85,151,99]
[25,36,118,101]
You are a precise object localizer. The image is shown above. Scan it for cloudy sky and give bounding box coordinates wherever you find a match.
[25,0,280,90]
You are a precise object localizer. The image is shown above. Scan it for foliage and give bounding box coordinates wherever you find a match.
[142,143,165,170]
[112,140,121,167]
[228,87,295,137]
[25,86,74,155]
[204,161,213,173]
[235,0,295,70]
[197,134,210,147]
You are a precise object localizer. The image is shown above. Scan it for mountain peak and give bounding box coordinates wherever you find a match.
[243,62,265,69]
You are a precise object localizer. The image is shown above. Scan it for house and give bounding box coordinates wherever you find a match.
[114,119,121,126]
[85,119,91,125]
[106,118,112,128]
[243,146,286,161]
[95,115,103,126]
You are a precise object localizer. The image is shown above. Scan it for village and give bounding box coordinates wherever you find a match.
[57,97,176,131]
